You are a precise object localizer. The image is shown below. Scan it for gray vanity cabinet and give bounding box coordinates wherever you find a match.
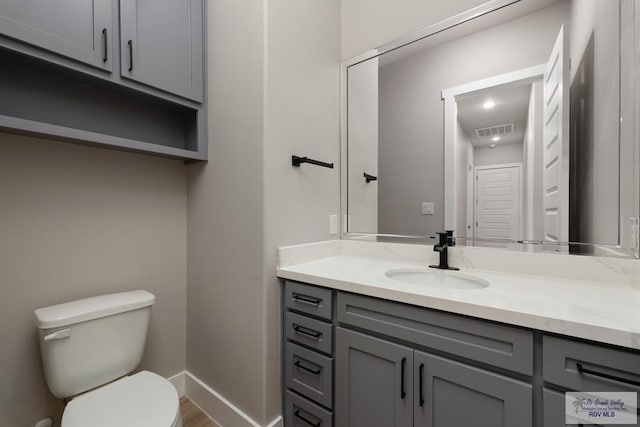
[282,280,640,427]
[415,351,532,427]
[0,0,113,70]
[335,327,414,427]
[119,0,204,102]
[542,335,640,427]
[334,326,531,427]
[283,281,336,427]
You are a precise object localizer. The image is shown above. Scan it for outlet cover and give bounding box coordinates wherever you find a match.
[329,215,339,235]
[421,202,434,215]
[630,217,639,256]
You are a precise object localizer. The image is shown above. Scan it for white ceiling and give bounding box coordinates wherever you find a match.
[457,83,532,147]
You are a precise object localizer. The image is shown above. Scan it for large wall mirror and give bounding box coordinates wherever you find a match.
[342,0,640,256]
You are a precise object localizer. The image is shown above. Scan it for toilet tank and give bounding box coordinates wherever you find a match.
[34,290,155,398]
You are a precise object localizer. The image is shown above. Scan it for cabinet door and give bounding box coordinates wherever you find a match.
[120,0,204,102]
[543,388,605,427]
[0,0,112,70]
[414,351,532,427]
[335,327,413,427]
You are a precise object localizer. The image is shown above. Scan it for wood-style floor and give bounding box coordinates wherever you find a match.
[180,397,219,427]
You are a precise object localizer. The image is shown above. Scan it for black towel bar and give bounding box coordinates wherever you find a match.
[292,155,334,169]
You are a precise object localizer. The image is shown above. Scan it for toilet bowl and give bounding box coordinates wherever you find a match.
[62,371,181,427]
[34,291,182,427]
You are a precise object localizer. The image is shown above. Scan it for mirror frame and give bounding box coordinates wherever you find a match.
[340,0,637,258]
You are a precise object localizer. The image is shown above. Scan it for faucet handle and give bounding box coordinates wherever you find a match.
[445,230,456,246]
[435,232,448,246]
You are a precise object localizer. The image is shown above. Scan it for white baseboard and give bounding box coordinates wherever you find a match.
[167,370,186,397]
[183,371,283,427]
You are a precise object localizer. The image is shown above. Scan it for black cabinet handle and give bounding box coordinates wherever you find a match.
[128,40,133,72]
[292,293,321,306]
[576,363,640,387]
[292,324,322,340]
[102,28,108,62]
[294,409,321,427]
[419,363,425,407]
[400,357,407,399]
[294,360,322,375]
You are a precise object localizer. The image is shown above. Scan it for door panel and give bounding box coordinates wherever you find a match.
[475,165,521,241]
[414,351,532,427]
[0,0,112,70]
[120,0,204,101]
[543,24,570,242]
[335,327,413,427]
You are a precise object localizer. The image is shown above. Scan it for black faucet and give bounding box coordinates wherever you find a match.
[429,231,459,271]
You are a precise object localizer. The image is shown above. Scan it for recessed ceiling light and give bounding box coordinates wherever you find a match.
[482,100,496,109]
[489,144,496,148]
[492,136,500,142]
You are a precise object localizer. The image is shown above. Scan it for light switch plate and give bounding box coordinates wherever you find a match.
[421,202,434,215]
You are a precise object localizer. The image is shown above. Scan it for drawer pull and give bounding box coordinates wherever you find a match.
[294,409,321,427]
[401,357,407,399]
[576,363,640,387]
[293,293,322,306]
[293,324,322,340]
[419,363,425,407]
[294,360,322,375]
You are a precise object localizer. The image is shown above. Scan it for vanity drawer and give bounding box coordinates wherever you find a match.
[285,281,333,321]
[285,311,334,355]
[337,292,533,375]
[285,390,333,427]
[286,342,334,409]
[543,335,640,393]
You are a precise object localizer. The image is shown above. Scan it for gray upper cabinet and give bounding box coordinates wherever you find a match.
[119,0,204,102]
[0,0,112,70]
[335,327,413,427]
[415,351,532,427]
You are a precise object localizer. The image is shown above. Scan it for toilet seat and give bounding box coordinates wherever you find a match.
[61,371,182,427]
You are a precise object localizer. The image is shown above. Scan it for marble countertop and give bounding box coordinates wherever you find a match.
[277,240,640,350]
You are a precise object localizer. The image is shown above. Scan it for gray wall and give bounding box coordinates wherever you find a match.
[187,0,266,423]
[187,0,340,424]
[0,134,187,427]
[569,0,620,245]
[263,0,340,421]
[620,0,640,254]
[348,58,379,233]
[455,122,473,238]
[474,142,523,167]
[377,1,569,237]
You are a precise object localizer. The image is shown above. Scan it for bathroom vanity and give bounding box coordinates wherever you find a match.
[278,240,640,427]
[282,0,640,425]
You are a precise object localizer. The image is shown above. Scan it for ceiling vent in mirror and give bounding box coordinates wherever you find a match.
[475,123,514,138]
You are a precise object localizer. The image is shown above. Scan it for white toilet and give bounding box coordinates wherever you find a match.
[34,290,182,427]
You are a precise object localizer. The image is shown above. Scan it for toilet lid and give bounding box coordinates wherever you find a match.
[62,371,180,427]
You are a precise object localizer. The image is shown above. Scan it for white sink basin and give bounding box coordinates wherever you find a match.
[385,268,489,290]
